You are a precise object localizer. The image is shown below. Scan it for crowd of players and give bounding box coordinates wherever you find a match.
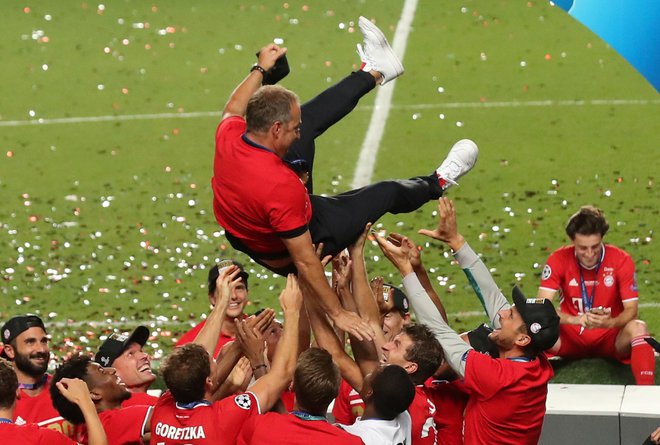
[2,198,656,445]
[2,14,657,445]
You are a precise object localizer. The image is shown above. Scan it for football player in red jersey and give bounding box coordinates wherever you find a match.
[236,348,364,445]
[538,205,654,384]
[1,314,78,438]
[0,358,108,445]
[376,197,560,445]
[94,326,158,407]
[50,356,153,445]
[149,273,303,445]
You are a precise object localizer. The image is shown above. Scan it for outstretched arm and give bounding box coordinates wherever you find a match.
[419,197,510,327]
[304,284,366,394]
[193,266,241,355]
[222,44,287,120]
[248,274,301,412]
[282,231,374,341]
[375,233,471,377]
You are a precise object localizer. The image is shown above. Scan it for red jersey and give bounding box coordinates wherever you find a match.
[331,379,365,425]
[236,412,364,445]
[175,320,235,359]
[121,391,159,407]
[150,391,259,444]
[462,350,553,445]
[13,375,77,439]
[425,379,468,445]
[409,385,437,445]
[212,116,312,256]
[0,422,79,445]
[540,244,638,317]
[79,405,152,445]
[281,388,296,413]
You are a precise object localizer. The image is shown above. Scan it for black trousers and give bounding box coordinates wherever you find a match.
[284,70,376,194]
[235,71,444,273]
[310,176,443,259]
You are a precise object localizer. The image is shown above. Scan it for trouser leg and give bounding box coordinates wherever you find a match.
[309,175,443,258]
[285,71,376,193]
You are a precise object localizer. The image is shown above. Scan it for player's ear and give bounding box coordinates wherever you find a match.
[3,344,15,360]
[515,333,531,348]
[404,361,418,374]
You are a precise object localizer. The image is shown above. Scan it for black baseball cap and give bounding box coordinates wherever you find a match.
[94,326,149,368]
[384,284,409,315]
[1,314,47,358]
[512,286,560,352]
[208,259,249,294]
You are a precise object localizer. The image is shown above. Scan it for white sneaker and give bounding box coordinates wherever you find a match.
[436,139,479,190]
[357,16,404,85]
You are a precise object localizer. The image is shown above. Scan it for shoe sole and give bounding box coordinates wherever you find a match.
[358,17,404,80]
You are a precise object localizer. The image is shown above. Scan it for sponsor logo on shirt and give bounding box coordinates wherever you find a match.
[15,416,26,426]
[569,278,578,287]
[542,265,552,281]
[234,394,252,410]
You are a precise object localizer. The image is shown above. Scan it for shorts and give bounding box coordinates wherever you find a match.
[556,324,629,362]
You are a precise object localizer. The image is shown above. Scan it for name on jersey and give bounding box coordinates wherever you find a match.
[154,422,206,440]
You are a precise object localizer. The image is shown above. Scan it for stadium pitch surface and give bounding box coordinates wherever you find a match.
[1,1,658,382]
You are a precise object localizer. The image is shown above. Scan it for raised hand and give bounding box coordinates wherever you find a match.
[418,197,465,251]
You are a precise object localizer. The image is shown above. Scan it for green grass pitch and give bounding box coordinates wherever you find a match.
[0,1,658,383]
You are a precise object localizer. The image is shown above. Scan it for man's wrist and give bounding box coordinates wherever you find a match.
[251,64,267,76]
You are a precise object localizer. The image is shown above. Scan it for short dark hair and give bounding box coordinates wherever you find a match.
[0,358,18,409]
[292,348,340,416]
[51,355,92,424]
[403,324,444,385]
[371,365,415,420]
[161,344,209,403]
[565,205,609,239]
[246,85,299,133]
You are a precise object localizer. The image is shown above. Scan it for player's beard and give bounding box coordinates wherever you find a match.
[14,350,49,378]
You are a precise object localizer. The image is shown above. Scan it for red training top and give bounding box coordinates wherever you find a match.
[149,391,259,445]
[212,116,311,257]
[462,350,553,445]
[237,412,364,445]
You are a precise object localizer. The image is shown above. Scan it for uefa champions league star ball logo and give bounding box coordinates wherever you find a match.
[542,265,551,281]
[234,394,252,410]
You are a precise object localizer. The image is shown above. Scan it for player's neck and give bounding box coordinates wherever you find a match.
[16,370,47,396]
[0,406,15,422]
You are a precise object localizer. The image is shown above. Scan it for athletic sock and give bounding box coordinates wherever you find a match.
[630,335,655,385]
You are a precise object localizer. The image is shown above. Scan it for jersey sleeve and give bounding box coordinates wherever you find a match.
[332,381,356,425]
[215,392,261,438]
[617,252,639,302]
[463,350,517,399]
[540,249,564,292]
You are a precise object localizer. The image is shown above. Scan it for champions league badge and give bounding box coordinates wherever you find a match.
[234,394,252,410]
[542,265,551,281]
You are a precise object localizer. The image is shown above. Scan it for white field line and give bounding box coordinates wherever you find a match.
[49,301,660,329]
[1,98,657,128]
[351,0,419,189]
